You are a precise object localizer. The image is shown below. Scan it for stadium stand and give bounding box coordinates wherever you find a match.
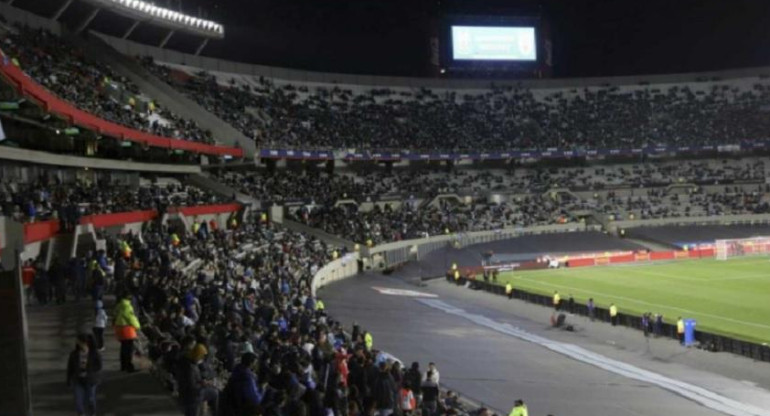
[145,58,770,152]
[2,26,213,144]
[212,160,770,245]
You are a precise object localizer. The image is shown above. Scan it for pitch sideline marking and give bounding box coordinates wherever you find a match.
[511,276,770,330]
[418,298,770,416]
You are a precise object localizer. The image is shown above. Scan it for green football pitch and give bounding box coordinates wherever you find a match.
[496,257,770,344]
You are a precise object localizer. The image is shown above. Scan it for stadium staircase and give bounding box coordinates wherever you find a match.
[183,173,258,207]
[282,219,357,251]
[63,31,256,157]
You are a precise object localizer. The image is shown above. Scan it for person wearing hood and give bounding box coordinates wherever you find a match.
[223,352,263,416]
[66,333,102,416]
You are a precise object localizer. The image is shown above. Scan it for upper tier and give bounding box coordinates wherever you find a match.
[0,26,243,158]
[147,57,770,156]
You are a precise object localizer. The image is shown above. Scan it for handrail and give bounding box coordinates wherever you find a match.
[0,50,244,158]
[610,213,770,230]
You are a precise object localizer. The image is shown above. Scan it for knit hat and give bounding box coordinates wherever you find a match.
[188,343,208,362]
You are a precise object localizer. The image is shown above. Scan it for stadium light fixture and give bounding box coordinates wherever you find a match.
[84,0,225,38]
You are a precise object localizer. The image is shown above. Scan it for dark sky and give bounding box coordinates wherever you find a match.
[15,0,770,78]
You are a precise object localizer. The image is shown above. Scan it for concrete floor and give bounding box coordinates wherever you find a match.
[321,273,770,416]
[26,299,180,416]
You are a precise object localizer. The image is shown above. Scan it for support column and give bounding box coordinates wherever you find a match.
[51,0,74,20]
[122,20,140,39]
[159,30,175,48]
[0,219,30,416]
[194,38,209,56]
[75,7,101,34]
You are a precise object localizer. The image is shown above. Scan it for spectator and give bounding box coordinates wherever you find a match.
[66,333,102,416]
[420,371,439,416]
[113,292,141,372]
[222,352,262,416]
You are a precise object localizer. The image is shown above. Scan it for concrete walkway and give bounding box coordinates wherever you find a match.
[26,299,180,416]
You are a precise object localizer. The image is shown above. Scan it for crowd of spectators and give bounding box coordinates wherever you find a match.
[0,178,223,225]
[212,157,769,244]
[216,158,767,205]
[1,26,214,144]
[30,211,485,416]
[144,57,770,152]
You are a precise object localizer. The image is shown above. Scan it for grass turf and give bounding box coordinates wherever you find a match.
[495,257,770,344]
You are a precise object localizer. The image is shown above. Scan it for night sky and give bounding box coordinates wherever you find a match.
[14,0,770,78]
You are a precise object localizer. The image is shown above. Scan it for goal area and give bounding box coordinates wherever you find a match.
[715,237,770,260]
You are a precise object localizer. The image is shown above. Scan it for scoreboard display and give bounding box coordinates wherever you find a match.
[435,14,551,77]
[451,26,537,61]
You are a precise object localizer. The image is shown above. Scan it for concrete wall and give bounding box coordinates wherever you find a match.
[311,253,359,297]
[0,146,201,174]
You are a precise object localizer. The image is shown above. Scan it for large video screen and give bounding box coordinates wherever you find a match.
[451,26,537,61]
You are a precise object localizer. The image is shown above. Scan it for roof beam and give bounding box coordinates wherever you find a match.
[52,0,74,20]
[122,20,140,39]
[75,7,101,34]
[159,29,175,49]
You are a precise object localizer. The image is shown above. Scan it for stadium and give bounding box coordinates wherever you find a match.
[1,1,770,416]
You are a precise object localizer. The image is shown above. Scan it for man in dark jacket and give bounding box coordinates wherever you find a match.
[177,345,219,416]
[222,353,263,416]
[405,362,422,398]
[372,362,397,416]
[66,333,102,416]
[420,371,439,416]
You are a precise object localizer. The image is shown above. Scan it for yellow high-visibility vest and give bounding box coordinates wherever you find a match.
[364,333,373,350]
[509,405,528,416]
[505,283,513,294]
[677,319,685,334]
[553,293,561,305]
[610,305,618,317]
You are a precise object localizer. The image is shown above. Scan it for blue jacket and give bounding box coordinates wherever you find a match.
[226,364,262,412]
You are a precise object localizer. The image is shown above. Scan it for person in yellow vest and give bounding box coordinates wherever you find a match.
[113,293,140,372]
[192,220,200,236]
[509,399,528,416]
[171,232,181,247]
[332,250,339,260]
[609,303,618,326]
[260,212,268,223]
[366,238,373,248]
[128,96,136,108]
[316,299,325,311]
[364,331,373,351]
[676,317,685,345]
[148,101,155,113]
[230,217,238,229]
[453,269,460,285]
[505,283,513,299]
[552,291,561,311]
